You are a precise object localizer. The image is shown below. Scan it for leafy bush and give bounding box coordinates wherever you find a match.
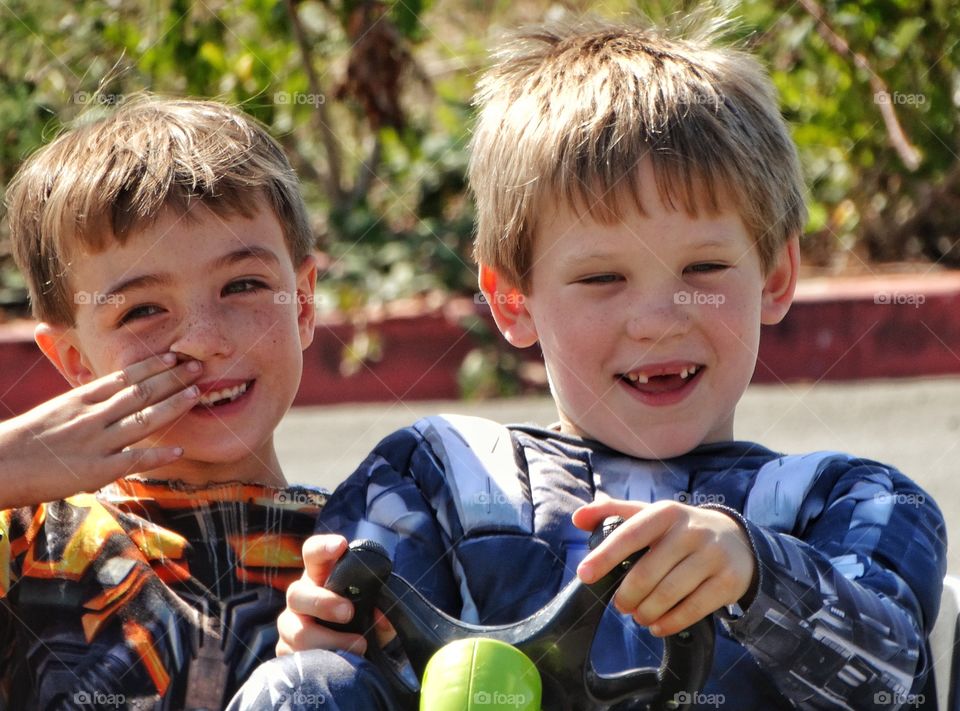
[1,0,957,324]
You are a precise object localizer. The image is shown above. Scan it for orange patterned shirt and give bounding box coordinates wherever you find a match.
[0,478,324,710]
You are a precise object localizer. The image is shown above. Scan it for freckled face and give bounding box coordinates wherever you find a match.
[65,202,316,484]
[519,174,786,459]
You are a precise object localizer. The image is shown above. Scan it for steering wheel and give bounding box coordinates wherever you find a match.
[324,516,715,710]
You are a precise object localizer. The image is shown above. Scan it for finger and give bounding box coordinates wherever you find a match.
[286,577,355,626]
[80,352,181,403]
[611,523,699,612]
[301,534,348,584]
[571,498,647,532]
[105,384,200,447]
[109,445,186,478]
[624,552,703,626]
[577,504,675,583]
[646,578,726,637]
[277,609,367,655]
[373,608,398,647]
[100,360,202,426]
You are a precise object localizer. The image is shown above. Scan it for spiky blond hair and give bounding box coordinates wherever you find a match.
[469,13,805,288]
[6,96,313,325]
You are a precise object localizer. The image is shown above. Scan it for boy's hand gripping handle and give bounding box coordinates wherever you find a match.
[325,516,715,711]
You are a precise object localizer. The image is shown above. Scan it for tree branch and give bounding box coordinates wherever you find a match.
[795,0,921,171]
[283,0,346,204]
[349,134,382,208]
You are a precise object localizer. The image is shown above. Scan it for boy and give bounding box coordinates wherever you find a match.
[0,97,327,709]
[232,15,947,711]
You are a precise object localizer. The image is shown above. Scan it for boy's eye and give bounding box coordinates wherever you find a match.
[686,263,729,274]
[223,278,269,295]
[118,304,162,325]
[578,274,622,284]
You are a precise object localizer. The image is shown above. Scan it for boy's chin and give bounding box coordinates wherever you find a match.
[137,437,279,483]
[597,427,713,460]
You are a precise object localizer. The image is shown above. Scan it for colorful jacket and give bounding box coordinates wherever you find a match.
[0,478,324,710]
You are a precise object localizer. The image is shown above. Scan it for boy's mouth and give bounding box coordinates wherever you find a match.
[195,379,255,409]
[617,364,704,396]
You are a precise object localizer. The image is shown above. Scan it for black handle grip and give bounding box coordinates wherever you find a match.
[323,539,392,635]
[323,517,715,711]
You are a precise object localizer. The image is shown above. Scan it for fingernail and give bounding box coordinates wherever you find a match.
[184,385,199,399]
[578,563,594,582]
[162,352,177,365]
[325,538,343,555]
[186,360,201,373]
[172,447,184,457]
[650,624,663,636]
[335,602,352,622]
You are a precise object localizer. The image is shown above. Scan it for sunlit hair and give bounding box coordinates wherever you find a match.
[5,95,313,325]
[469,13,806,289]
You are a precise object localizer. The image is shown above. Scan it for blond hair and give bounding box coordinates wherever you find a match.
[469,14,806,288]
[5,95,313,325]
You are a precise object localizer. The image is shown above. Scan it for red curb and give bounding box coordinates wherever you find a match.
[2,274,959,417]
[754,274,960,383]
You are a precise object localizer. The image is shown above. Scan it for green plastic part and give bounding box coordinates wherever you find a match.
[419,637,542,711]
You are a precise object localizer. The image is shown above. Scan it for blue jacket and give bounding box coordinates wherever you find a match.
[317,416,947,710]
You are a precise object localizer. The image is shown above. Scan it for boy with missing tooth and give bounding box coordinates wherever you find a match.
[235,14,947,711]
[0,98,326,709]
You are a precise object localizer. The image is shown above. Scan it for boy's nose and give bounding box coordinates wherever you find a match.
[167,307,235,361]
[624,286,692,342]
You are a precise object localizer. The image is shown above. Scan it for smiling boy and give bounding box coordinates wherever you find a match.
[233,15,946,711]
[44,203,311,484]
[487,158,794,462]
[0,98,326,709]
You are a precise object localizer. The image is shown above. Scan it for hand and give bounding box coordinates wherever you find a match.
[0,352,202,509]
[573,498,757,637]
[278,534,396,657]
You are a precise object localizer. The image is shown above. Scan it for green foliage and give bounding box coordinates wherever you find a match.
[741,0,960,265]
[1,0,959,391]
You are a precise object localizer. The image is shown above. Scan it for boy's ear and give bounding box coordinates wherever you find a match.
[34,322,95,387]
[478,265,538,348]
[295,254,319,350]
[760,235,800,326]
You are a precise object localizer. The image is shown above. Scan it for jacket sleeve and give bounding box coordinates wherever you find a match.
[315,426,465,619]
[719,458,947,710]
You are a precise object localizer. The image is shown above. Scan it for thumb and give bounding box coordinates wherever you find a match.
[301,534,347,585]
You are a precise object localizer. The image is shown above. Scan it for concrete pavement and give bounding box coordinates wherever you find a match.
[275,376,959,574]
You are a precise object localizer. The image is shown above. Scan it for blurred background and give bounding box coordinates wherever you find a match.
[2,0,960,340]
